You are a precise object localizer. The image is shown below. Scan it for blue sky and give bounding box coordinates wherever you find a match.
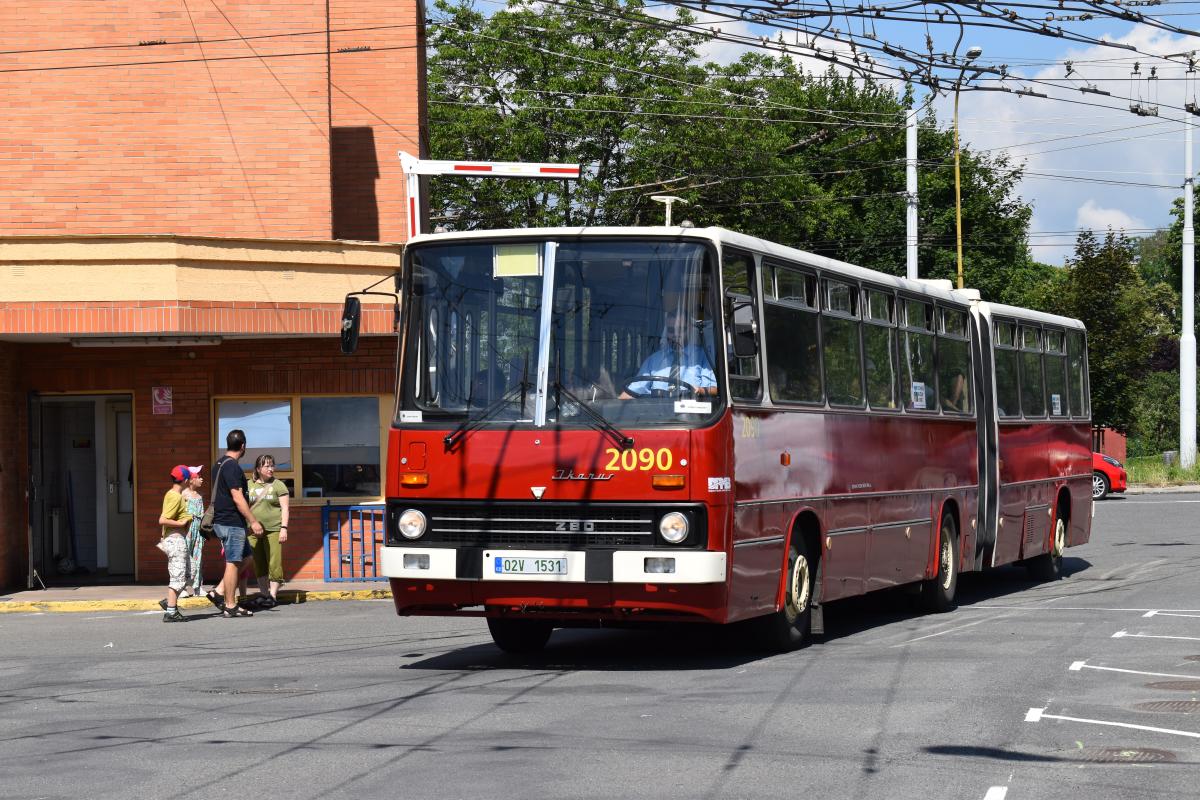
[681,6,1197,265]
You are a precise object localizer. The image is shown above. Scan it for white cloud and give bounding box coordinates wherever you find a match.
[941,24,1191,264]
[1076,199,1146,233]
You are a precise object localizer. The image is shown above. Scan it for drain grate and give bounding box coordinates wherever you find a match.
[1146,680,1200,691]
[1074,747,1177,763]
[1133,700,1200,713]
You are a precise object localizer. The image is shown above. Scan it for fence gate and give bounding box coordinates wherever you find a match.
[323,505,387,582]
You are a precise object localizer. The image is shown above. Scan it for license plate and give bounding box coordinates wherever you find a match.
[494,556,567,575]
[482,550,582,581]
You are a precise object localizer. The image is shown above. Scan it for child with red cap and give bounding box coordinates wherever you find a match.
[158,465,194,622]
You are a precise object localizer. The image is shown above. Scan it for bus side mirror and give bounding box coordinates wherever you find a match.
[729,299,758,358]
[340,296,362,355]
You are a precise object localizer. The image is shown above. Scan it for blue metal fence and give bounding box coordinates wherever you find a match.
[322,505,388,582]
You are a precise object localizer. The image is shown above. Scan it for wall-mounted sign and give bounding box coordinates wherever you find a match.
[152,386,173,415]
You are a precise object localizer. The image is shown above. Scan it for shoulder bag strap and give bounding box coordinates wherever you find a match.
[210,456,230,505]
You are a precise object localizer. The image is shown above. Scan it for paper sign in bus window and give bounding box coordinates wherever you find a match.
[910,381,926,409]
[1051,394,1062,415]
[493,243,541,277]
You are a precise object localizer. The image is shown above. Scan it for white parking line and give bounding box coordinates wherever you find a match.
[975,605,1200,614]
[893,616,998,645]
[1118,499,1200,503]
[983,787,1008,800]
[1144,610,1200,619]
[1101,559,1166,581]
[1112,630,1200,642]
[1069,660,1200,680]
[1026,707,1200,739]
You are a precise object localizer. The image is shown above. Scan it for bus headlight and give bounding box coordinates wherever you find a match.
[659,512,689,544]
[398,509,427,540]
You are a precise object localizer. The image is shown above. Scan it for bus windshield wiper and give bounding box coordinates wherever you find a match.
[443,354,530,449]
[551,377,634,451]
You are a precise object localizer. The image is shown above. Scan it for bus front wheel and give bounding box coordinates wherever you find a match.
[754,536,815,652]
[921,512,959,612]
[487,617,553,654]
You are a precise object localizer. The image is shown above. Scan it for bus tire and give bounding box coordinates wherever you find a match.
[486,617,553,654]
[921,511,958,613]
[1027,508,1066,581]
[754,536,815,652]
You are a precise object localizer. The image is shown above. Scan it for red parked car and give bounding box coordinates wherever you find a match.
[1092,452,1127,500]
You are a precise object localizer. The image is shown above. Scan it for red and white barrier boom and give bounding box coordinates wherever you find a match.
[399,150,582,238]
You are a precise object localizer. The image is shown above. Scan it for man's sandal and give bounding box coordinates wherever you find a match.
[220,604,253,618]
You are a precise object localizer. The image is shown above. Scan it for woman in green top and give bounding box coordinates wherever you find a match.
[244,454,290,608]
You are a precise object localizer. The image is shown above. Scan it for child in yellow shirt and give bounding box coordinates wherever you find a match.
[158,465,194,622]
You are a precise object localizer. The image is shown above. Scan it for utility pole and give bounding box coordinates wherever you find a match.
[906,101,918,280]
[1182,110,1196,468]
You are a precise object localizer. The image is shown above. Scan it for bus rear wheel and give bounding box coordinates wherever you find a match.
[486,617,553,654]
[754,536,814,652]
[1027,511,1066,581]
[921,511,958,613]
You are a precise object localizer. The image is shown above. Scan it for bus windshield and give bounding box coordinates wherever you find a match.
[400,238,721,428]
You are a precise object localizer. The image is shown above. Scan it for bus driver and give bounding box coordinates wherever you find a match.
[620,292,717,399]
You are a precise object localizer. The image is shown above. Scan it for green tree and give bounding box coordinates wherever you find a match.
[428,0,1036,293]
[428,0,705,228]
[1062,230,1161,433]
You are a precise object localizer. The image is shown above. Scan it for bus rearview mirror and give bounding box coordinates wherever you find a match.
[340,296,362,355]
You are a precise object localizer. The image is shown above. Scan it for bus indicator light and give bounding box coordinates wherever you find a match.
[652,475,685,490]
[400,472,429,488]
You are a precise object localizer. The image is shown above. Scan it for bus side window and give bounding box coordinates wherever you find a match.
[1044,329,1068,417]
[994,320,1020,418]
[722,249,761,401]
[901,298,936,411]
[1068,330,1089,418]
[764,262,821,404]
[863,288,899,410]
[822,278,864,407]
[937,307,972,414]
[1020,325,1046,417]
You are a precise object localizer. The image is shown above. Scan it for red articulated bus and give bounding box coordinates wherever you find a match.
[341,226,1093,653]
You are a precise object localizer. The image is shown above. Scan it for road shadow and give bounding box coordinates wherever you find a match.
[811,557,1093,643]
[403,623,768,671]
[405,558,1098,665]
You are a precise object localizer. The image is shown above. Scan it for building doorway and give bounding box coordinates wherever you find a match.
[29,394,135,584]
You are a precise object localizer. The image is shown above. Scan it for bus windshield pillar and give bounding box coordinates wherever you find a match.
[533,240,558,427]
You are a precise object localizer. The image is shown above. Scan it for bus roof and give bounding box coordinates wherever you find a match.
[975,300,1086,331]
[407,225,980,308]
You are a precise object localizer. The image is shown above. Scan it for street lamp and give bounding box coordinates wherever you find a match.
[954,45,983,290]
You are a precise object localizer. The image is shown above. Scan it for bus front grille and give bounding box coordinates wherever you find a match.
[426,504,653,548]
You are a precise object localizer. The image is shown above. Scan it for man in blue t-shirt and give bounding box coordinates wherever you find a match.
[621,297,717,399]
[210,428,264,617]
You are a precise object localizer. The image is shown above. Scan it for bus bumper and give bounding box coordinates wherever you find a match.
[382,546,730,623]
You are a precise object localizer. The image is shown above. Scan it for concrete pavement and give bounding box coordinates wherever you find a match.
[0,579,391,614]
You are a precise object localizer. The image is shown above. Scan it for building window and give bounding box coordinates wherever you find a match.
[216,399,293,471]
[214,395,388,502]
[300,397,381,498]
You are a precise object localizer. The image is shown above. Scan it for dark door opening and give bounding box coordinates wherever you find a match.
[29,394,134,585]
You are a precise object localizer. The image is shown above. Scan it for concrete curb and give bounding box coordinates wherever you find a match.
[0,588,392,615]
[1126,484,1200,494]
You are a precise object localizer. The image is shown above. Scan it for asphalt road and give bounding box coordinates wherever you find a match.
[2,493,1198,800]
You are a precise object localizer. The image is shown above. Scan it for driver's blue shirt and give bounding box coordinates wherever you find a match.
[628,344,716,394]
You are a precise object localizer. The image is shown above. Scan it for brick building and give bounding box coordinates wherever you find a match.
[0,2,425,590]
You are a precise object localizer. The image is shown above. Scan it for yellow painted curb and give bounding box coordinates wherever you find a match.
[0,589,392,615]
